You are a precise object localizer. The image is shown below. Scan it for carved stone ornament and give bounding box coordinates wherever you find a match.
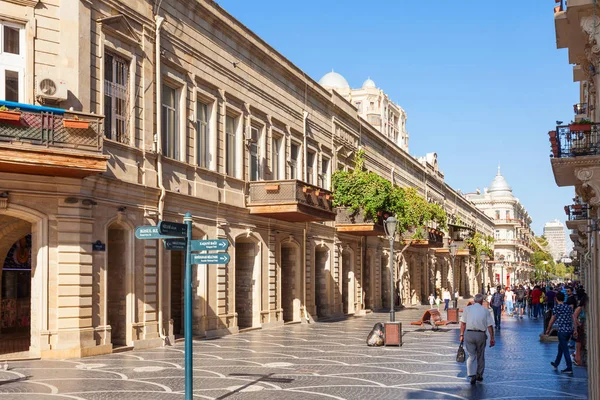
[575,167,600,206]
[581,16,600,55]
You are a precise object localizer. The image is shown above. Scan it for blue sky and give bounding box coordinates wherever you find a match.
[220,1,577,244]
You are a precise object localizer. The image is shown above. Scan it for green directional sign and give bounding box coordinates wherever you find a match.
[135,225,178,239]
[190,239,229,251]
[158,221,187,237]
[164,238,186,250]
[192,253,231,264]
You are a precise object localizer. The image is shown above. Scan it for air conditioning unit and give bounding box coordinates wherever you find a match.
[35,71,68,103]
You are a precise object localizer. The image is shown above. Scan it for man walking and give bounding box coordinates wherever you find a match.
[460,294,496,385]
[443,288,451,311]
[490,286,503,329]
[531,285,542,319]
[545,292,576,375]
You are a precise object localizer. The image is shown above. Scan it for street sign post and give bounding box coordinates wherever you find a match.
[190,239,229,251]
[192,253,231,264]
[135,216,230,400]
[158,221,187,237]
[164,238,186,251]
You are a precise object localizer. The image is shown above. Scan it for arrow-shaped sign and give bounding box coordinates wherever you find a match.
[190,239,229,252]
[135,225,179,240]
[191,253,231,264]
[164,238,186,250]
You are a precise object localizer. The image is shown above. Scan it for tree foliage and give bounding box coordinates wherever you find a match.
[332,150,447,232]
[464,232,495,273]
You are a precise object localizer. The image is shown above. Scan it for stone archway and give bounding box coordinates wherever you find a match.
[235,235,261,330]
[280,240,301,323]
[106,220,134,347]
[314,244,331,319]
[0,205,48,358]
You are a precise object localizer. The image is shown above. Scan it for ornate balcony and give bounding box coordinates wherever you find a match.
[0,101,107,178]
[565,204,588,230]
[247,180,335,222]
[404,229,444,248]
[574,103,588,118]
[549,123,600,186]
[335,207,384,236]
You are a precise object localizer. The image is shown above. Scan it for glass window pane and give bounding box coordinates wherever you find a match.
[4,26,20,55]
[104,54,113,82]
[5,70,19,102]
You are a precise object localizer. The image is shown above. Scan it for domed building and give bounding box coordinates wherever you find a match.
[317,71,409,152]
[465,167,535,287]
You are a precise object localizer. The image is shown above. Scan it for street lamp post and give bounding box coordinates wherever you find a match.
[384,216,398,322]
[480,253,489,294]
[543,260,548,284]
[449,243,458,309]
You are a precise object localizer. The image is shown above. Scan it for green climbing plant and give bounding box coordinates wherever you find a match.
[465,232,495,274]
[332,150,447,233]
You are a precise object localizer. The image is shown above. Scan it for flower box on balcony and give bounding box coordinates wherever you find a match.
[569,123,592,132]
[302,186,313,194]
[325,194,333,200]
[265,184,280,191]
[63,119,89,129]
[0,109,21,122]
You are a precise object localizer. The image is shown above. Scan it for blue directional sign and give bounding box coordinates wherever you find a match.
[192,253,231,264]
[164,238,186,250]
[135,225,178,239]
[190,239,229,252]
[158,221,187,237]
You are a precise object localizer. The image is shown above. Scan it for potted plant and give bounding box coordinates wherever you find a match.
[302,186,313,194]
[325,193,333,200]
[568,119,593,132]
[63,115,89,129]
[0,105,21,122]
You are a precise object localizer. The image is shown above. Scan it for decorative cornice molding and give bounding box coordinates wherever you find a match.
[3,0,39,7]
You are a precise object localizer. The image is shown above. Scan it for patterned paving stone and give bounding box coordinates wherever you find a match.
[0,304,589,399]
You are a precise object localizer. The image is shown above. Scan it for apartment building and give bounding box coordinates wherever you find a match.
[552,1,599,397]
[543,219,567,262]
[0,0,493,359]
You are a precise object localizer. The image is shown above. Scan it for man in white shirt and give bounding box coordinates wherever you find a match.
[459,293,496,385]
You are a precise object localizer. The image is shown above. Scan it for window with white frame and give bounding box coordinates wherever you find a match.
[271,135,283,180]
[306,150,316,185]
[196,101,210,168]
[104,52,129,143]
[225,114,238,177]
[0,22,25,102]
[249,125,261,181]
[289,142,299,180]
[494,230,500,240]
[320,156,330,189]
[161,84,179,159]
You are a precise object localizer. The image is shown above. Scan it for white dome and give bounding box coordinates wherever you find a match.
[362,77,376,89]
[319,70,350,90]
[488,166,513,197]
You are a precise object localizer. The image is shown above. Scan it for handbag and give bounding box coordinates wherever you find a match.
[456,341,466,363]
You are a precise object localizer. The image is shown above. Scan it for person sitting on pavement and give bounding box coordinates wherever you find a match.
[545,291,576,375]
[459,293,496,385]
[491,287,503,330]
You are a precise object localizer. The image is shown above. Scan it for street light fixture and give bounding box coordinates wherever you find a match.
[480,253,489,294]
[384,216,398,322]
[449,242,458,308]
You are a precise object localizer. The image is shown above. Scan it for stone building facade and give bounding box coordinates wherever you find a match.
[0,0,493,359]
[465,168,535,287]
[552,1,600,397]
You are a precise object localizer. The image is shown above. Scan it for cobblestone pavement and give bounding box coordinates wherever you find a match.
[0,304,588,399]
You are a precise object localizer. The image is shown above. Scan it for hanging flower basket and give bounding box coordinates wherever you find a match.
[0,109,21,122]
[63,119,89,129]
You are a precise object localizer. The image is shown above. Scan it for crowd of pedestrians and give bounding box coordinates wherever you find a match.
[483,280,587,372]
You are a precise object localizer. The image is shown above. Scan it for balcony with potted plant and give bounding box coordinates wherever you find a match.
[246,179,335,222]
[550,120,600,187]
[0,100,107,178]
[331,150,447,238]
[565,203,588,231]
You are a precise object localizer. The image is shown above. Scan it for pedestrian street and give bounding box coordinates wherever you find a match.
[0,304,588,399]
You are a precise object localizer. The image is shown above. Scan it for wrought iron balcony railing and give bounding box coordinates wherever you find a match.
[0,101,103,152]
[549,123,600,158]
[564,204,588,221]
